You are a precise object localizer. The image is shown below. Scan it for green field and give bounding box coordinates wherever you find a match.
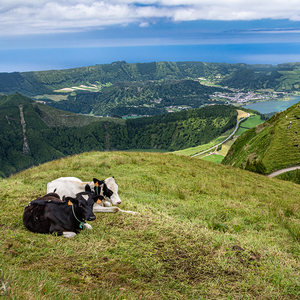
[0,151,299,299]
[200,154,224,163]
[235,114,264,135]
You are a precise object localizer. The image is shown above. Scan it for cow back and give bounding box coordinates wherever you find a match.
[23,200,51,234]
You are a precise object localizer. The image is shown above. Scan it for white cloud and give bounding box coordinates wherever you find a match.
[1,1,300,35]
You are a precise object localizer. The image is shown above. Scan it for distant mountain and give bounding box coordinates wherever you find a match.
[0,93,237,178]
[222,100,300,174]
[2,61,300,97]
[0,61,246,96]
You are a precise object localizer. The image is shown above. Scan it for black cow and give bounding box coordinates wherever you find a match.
[23,185,97,237]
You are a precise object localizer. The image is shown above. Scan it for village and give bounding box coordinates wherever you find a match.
[210,88,290,105]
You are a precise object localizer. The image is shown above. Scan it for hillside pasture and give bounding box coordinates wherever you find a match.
[223,102,300,173]
[235,114,263,135]
[200,153,224,163]
[0,151,299,299]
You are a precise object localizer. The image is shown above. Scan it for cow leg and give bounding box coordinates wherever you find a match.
[83,223,92,230]
[93,205,138,215]
[117,208,139,215]
[49,225,77,238]
[63,232,77,238]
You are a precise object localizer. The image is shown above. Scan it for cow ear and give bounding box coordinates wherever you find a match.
[93,178,104,186]
[65,196,77,205]
[85,184,92,193]
[93,194,104,203]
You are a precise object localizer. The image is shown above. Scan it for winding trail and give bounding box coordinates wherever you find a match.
[267,166,300,178]
[191,113,250,158]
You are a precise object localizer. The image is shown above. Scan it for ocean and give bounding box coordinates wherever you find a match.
[2,43,300,73]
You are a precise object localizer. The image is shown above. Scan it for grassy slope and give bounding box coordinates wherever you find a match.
[0,151,299,299]
[222,102,300,173]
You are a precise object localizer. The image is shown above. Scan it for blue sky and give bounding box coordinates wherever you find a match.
[2,1,300,72]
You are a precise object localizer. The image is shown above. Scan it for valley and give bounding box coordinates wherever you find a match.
[2,61,300,118]
[0,93,237,178]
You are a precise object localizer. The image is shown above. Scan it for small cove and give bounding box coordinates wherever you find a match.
[242,96,300,114]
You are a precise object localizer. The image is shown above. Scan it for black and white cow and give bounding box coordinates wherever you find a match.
[23,185,97,238]
[46,176,137,215]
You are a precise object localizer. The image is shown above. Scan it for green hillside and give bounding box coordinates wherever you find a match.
[222,101,300,174]
[0,61,245,96]
[43,79,225,117]
[220,62,300,92]
[0,93,237,178]
[0,151,299,299]
[4,61,298,97]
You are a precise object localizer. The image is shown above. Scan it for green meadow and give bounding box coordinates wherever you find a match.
[235,115,264,136]
[0,151,299,299]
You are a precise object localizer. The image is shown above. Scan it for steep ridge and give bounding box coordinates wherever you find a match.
[0,93,116,177]
[222,100,300,174]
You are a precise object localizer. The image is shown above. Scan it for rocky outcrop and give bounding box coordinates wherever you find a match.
[19,105,30,155]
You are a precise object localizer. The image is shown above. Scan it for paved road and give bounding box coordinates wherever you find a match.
[191,113,250,158]
[267,166,300,177]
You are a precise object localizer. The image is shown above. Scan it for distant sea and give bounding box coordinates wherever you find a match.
[2,43,300,73]
[242,97,300,114]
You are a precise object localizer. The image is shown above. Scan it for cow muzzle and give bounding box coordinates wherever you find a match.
[87,215,96,221]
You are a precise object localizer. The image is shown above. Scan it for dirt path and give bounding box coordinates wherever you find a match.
[267,166,300,177]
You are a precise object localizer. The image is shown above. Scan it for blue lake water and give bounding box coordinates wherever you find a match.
[242,97,300,114]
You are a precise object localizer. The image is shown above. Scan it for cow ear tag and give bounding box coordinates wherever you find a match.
[94,182,99,187]
[96,198,102,204]
[68,200,72,206]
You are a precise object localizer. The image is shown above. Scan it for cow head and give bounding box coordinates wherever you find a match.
[65,185,97,222]
[93,177,122,206]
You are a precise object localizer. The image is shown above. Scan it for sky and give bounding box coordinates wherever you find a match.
[2,0,300,72]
